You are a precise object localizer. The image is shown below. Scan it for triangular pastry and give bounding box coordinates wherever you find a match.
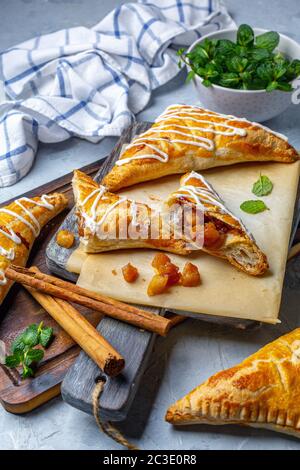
[72,170,189,255]
[102,104,298,192]
[165,171,268,276]
[165,328,300,439]
[0,192,68,305]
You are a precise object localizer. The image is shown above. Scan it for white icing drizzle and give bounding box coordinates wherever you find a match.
[97,197,127,229]
[164,104,288,141]
[173,171,237,220]
[0,195,54,286]
[0,246,15,260]
[174,171,253,240]
[0,227,21,245]
[116,103,288,167]
[80,186,128,236]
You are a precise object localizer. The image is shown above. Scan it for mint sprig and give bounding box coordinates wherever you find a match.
[5,322,53,379]
[177,24,300,91]
[252,174,273,197]
[240,200,269,214]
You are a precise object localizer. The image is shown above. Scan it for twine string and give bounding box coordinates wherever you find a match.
[92,378,139,450]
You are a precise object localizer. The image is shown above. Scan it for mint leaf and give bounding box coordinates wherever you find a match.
[186,70,195,83]
[252,175,273,197]
[11,336,26,355]
[237,24,254,47]
[24,348,44,366]
[40,327,53,348]
[5,322,53,379]
[22,324,39,347]
[5,353,22,368]
[22,366,34,379]
[240,200,269,214]
[256,31,280,52]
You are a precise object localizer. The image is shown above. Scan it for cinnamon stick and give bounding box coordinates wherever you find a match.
[24,282,125,377]
[6,265,172,336]
[165,312,187,328]
[26,268,154,317]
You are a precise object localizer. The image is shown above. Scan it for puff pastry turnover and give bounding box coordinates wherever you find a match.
[72,170,189,255]
[165,171,268,276]
[103,104,298,192]
[0,192,68,306]
[166,328,300,438]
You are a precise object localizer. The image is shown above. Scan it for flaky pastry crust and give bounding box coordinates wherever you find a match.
[166,171,268,276]
[166,328,300,438]
[72,170,189,255]
[103,104,298,192]
[0,192,68,305]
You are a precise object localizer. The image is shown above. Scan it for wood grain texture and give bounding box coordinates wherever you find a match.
[0,162,103,414]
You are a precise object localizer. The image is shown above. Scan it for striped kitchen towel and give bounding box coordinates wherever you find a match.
[0,0,235,187]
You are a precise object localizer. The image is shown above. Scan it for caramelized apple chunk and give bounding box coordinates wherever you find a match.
[147,274,168,296]
[56,230,75,249]
[122,263,139,283]
[203,221,221,247]
[158,262,181,286]
[181,262,201,287]
[151,252,171,270]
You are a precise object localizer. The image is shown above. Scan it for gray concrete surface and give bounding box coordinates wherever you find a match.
[0,0,300,450]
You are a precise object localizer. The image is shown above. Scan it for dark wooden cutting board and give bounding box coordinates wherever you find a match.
[0,161,103,414]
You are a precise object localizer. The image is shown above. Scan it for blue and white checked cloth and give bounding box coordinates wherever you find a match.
[0,0,235,187]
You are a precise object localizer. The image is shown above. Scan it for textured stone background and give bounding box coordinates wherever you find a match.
[0,0,300,450]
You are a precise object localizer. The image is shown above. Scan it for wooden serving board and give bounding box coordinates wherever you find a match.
[0,162,104,414]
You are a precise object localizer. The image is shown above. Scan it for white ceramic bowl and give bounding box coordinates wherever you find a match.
[187,28,300,122]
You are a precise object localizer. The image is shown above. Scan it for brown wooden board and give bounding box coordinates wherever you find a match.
[0,161,103,414]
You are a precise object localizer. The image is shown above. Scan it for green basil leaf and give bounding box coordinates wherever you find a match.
[237,24,254,47]
[240,200,269,214]
[256,31,280,51]
[40,327,53,348]
[252,175,273,197]
[5,353,22,368]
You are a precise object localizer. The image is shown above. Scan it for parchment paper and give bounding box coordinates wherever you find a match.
[68,161,300,324]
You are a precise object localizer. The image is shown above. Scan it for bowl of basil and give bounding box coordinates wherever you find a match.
[179,25,300,122]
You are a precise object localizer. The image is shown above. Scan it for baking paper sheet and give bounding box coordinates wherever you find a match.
[67,161,300,324]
